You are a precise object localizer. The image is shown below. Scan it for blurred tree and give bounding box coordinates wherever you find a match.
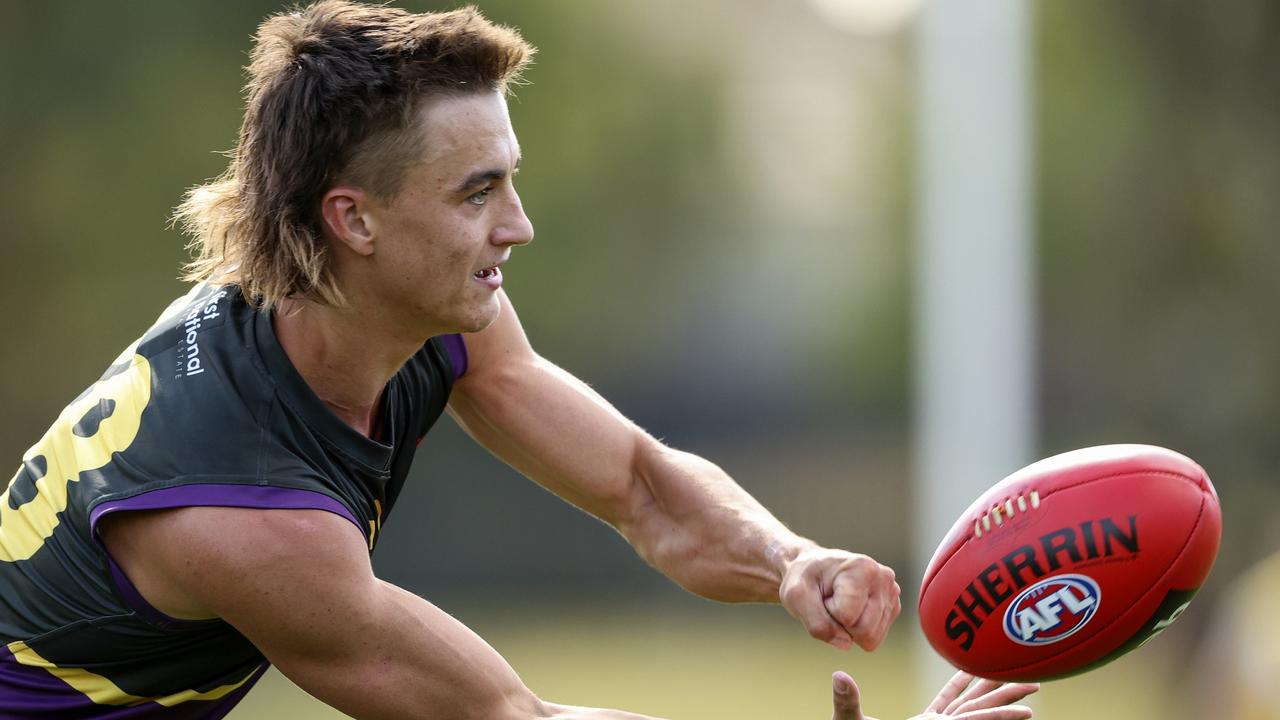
[1038,0,1280,587]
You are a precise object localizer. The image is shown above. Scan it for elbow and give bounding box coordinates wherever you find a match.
[504,694,557,720]
[610,435,668,536]
[432,684,552,720]
[445,683,553,720]
[616,440,700,574]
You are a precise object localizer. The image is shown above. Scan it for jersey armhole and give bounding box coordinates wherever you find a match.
[88,484,364,628]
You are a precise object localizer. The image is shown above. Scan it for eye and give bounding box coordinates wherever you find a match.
[467,187,493,206]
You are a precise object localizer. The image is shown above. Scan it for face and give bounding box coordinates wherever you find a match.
[350,91,533,336]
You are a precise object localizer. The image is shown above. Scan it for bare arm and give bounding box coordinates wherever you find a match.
[99,506,1020,719]
[449,291,900,650]
[100,507,666,720]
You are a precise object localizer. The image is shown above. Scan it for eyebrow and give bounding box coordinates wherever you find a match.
[454,156,522,194]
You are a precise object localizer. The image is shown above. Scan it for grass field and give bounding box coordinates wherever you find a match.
[227,602,1178,719]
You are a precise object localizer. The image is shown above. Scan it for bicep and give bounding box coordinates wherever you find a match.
[449,291,654,527]
[102,506,381,665]
[101,506,543,720]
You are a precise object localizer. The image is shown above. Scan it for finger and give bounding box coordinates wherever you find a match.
[852,594,888,651]
[860,600,894,656]
[953,684,1040,715]
[943,678,1001,714]
[925,671,974,713]
[953,705,1033,720]
[831,671,864,720]
[870,582,901,648]
[783,572,855,649]
[823,571,870,635]
[824,563,885,648]
[826,561,893,650]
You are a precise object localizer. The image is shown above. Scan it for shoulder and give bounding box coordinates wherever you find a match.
[99,505,372,621]
[130,284,244,371]
[80,285,285,492]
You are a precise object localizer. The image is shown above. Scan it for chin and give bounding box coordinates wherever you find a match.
[454,299,502,334]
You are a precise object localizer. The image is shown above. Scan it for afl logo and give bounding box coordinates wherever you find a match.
[1002,573,1101,646]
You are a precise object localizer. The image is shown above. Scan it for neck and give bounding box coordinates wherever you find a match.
[272,296,427,437]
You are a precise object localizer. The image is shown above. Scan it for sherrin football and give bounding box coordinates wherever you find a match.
[918,444,1221,682]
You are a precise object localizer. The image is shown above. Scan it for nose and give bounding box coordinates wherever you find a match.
[492,190,534,247]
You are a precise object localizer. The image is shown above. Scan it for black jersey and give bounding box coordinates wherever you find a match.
[0,283,464,718]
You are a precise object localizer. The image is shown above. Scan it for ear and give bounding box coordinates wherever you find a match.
[320,186,376,257]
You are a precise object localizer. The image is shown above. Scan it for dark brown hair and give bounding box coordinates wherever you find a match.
[175,1,534,309]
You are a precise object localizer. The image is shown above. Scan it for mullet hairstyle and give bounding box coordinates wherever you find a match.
[175,1,534,310]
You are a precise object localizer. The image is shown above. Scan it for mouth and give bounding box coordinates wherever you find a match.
[472,259,506,289]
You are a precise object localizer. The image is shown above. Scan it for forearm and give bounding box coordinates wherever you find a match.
[272,582,671,720]
[619,439,816,603]
[615,442,901,653]
[541,703,669,719]
[447,307,811,605]
[451,300,898,653]
[268,582,544,720]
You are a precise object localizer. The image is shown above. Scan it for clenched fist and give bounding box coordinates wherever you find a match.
[780,547,901,651]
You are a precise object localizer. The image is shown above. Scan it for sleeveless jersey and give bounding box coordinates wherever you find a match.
[0,283,465,718]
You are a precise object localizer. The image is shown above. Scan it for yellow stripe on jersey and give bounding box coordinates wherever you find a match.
[6,640,259,707]
[0,354,151,562]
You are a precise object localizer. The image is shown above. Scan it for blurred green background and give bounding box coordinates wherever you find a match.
[2,1,1278,718]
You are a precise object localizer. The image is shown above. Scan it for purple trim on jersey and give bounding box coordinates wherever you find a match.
[89,484,359,532]
[0,644,80,719]
[89,485,364,627]
[0,645,267,719]
[438,333,468,379]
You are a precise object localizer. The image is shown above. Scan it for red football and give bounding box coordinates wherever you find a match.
[918,444,1221,681]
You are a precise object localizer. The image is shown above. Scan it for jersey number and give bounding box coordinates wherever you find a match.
[0,355,151,562]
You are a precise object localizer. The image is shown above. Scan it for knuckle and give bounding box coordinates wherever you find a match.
[779,578,799,598]
[780,583,807,607]
[849,554,875,571]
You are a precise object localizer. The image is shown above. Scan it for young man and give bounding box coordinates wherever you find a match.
[0,3,1036,718]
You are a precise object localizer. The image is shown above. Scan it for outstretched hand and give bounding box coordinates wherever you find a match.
[780,547,901,651]
[829,670,1038,720]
